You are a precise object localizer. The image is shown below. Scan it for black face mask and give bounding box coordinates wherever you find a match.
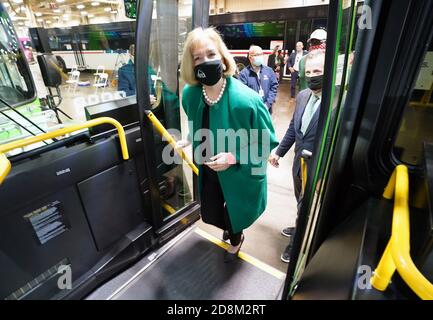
[306,75,324,91]
[194,60,223,86]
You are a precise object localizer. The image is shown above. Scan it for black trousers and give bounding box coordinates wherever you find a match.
[290,71,299,98]
[201,165,243,246]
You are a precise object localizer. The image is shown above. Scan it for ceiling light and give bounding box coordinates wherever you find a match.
[13,0,23,4]
[91,2,100,6]
[35,12,42,17]
[88,14,94,18]
[77,4,85,9]
[53,9,61,13]
[111,10,118,14]
[56,0,65,3]
[18,22,24,26]
[37,18,43,22]
[46,20,52,24]
[81,11,88,15]
[104,7,111,12]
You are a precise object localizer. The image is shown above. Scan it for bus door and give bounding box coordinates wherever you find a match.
[282,0,362,298]
[133,0,208,242]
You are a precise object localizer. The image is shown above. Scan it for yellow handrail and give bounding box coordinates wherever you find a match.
[145,110,198,176]
[0,117,129,185]
[0,153,11,185]
[301,157,307,195]
[370,165,433,300]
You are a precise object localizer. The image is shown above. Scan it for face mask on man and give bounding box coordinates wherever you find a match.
[306,74,324,91]
[252,56,263,67]
[194,59,223,86]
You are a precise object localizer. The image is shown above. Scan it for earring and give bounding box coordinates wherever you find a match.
[222,64,227,71]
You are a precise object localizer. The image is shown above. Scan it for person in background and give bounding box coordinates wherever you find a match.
[276,49,286,83]
[267,45,280,71]
[117,44,156,104]
[179,27,279,262]
[268,49,326,263]
[238,45,279,114]
[288,42,308,98]
[298,29,327,91]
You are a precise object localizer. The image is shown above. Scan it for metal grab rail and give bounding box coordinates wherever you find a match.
[0,117,129,185]
[145,110,199,176]
[370,165,433,300]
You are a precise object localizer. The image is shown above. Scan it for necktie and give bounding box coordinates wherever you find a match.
[301,95,319,135]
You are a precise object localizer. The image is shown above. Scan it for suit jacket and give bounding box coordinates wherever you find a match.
[276,88,321,178]
[288,50,308,70]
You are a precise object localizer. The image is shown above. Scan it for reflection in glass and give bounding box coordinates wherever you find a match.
[394,39,433,165]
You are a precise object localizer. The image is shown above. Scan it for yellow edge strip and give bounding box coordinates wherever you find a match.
[194,228,286,280]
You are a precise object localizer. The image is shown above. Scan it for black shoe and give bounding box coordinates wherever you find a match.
[281,227,296,238]
[222,230,229,241]
[281,244,292,263]
[224,235,244,263]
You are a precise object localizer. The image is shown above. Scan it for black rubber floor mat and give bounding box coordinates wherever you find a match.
[112,230,284,300]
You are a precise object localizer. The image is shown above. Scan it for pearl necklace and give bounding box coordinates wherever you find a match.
[202,78,226,105]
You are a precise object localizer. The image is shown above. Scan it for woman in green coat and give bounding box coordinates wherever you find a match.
[179,27,279,262]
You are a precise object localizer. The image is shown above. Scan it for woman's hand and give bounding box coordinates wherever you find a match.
[205,152,236,172]
[268,153,280,168]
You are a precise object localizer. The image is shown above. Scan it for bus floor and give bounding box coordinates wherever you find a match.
[196,81,299,273]
[85,226,286,300]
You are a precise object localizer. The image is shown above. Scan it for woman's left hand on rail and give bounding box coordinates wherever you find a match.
[205,152,236,172]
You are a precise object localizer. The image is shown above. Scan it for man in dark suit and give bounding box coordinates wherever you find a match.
[268,49,325,263]
[287,42,308,98]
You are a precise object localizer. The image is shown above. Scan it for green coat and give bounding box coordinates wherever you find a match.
[182,77,279,233]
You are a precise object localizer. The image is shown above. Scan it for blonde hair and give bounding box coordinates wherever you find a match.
[180,27,237,85]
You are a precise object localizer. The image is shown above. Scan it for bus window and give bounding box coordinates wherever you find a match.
[393,38,433,166]
[0,14,34,105]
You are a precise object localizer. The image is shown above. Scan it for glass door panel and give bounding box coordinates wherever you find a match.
[147,0,195,219]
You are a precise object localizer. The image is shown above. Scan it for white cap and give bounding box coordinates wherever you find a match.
[308,29,327,42]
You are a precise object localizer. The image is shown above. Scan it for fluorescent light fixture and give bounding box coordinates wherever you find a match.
[37,18,43,22]
[53,9,61,13]
[18,22,24,26]
[110,10,118,14]
[81,11,88,15]
[56,0,65,3]
[91,2,100,6]
[77,4,85,9]
[13,0,23,4]
[104,7,111,12]
[88,14,95,18]
[46,20,52,24]
[35,12,42,17]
